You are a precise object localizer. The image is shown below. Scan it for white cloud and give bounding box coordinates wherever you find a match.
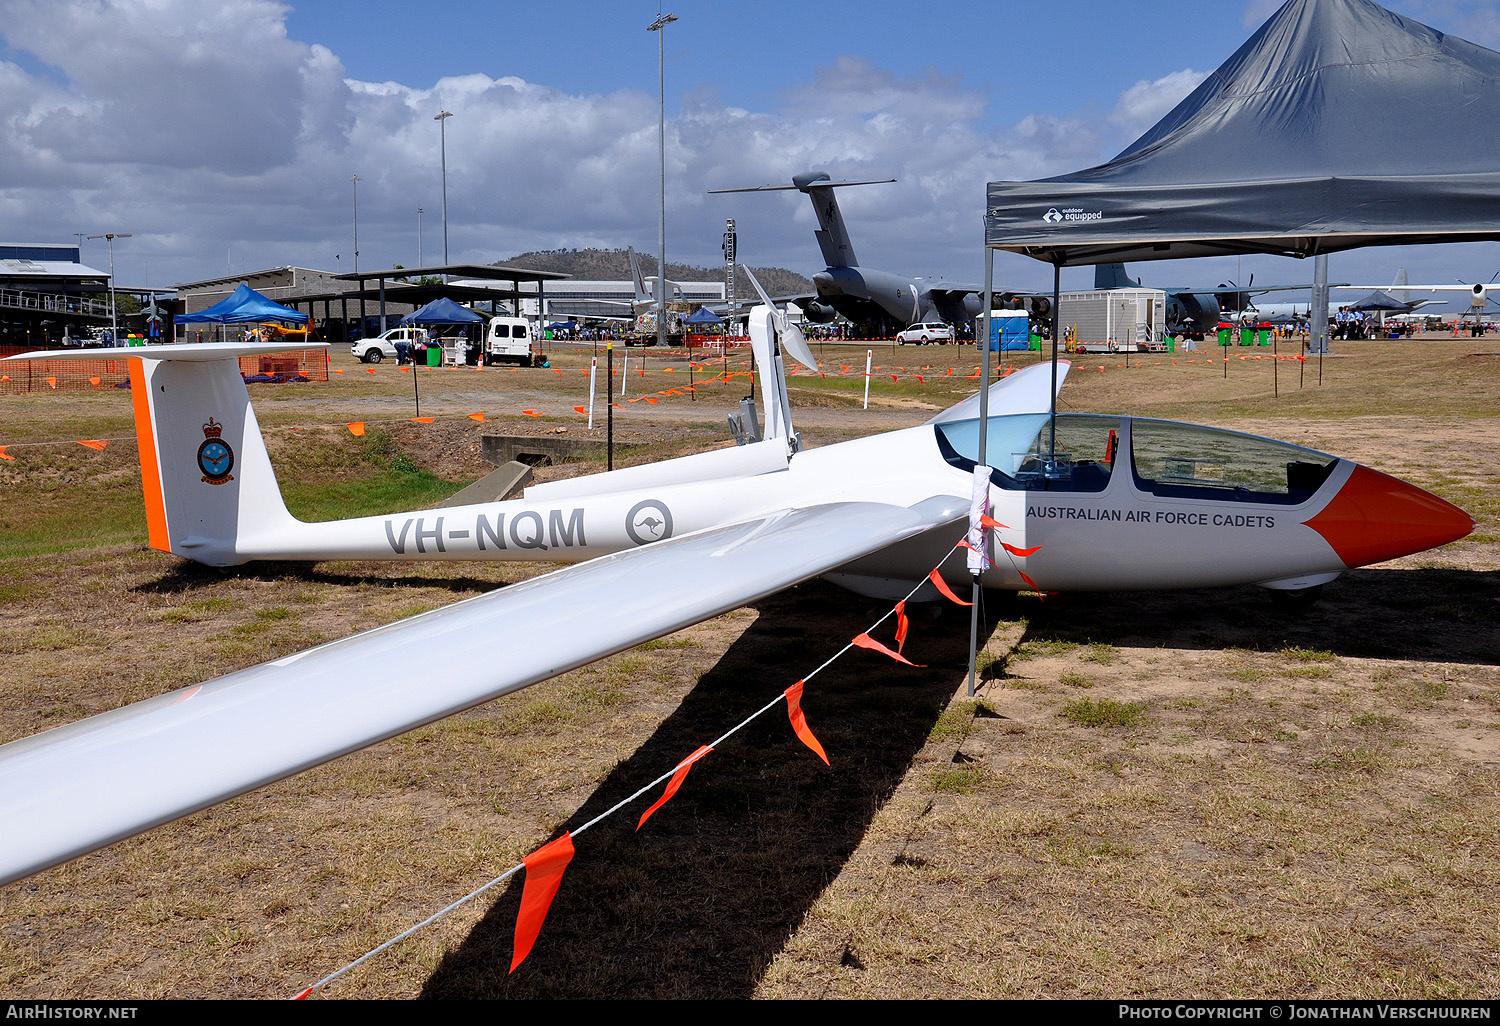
[1242,0,1284,30]
[1109,69,1209,140]
[0,1,1146,286]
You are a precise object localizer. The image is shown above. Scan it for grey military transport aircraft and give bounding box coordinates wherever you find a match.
[711,171,1017,334]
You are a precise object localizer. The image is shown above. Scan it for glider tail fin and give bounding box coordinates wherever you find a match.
[0,343,308,565]
[128,346,300,565]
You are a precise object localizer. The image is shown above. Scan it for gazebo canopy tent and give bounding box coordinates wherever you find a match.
[400,297,483,326]
[1348,290,1414,312]
[985,0,1500,268]
[176,283,308,324]
[965,0,1500,695]
[683,307,724,325]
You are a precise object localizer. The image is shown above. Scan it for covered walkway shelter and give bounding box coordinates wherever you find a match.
[304,263,569,338]
[983,0,1500,357]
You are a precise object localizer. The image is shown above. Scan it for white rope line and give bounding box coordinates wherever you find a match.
[295,540,966,998]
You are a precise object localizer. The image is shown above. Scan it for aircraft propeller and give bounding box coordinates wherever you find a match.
[741,266,820,373]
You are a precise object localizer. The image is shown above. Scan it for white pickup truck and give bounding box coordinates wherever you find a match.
[351,326,428,364]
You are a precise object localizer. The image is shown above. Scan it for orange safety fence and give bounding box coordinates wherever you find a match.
[0,346,329,394]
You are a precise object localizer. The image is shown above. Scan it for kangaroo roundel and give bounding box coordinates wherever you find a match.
[625,499,673,545]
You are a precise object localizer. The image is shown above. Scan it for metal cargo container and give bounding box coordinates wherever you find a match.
[1059,288,1166,352]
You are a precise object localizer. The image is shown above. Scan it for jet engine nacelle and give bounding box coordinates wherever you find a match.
[1029,296,1052,319]
[802,300,837,323]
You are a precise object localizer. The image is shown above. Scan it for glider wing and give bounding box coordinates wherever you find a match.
[0,497,963,885]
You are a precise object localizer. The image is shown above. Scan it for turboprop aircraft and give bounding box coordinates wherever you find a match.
[0,295,1473,884]
[1094,263,1331,329]
[1335,271,1499,319]
[546,247,684,341]
[710,171,1011,332]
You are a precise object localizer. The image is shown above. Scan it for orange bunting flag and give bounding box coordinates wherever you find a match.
[637,745,713,831]
[852,632,924,667]
[914,375,924,383]
[411,417,435,424]
[401,367,411,373]
[0,375,8,381]
[469,412,486,422]
[573,405,587,414]
[889,374,899,383]
[510,831,575,973]
[45,377,57,389]
[522,409,542,417]
[347,422,365,436]
[926,567,972,606]
[944,368,954,376]
[979,513,1009,531]
[783,681,829,765]
[332,369,344,374]
[89,377,100,388]
[77,439,107,451]
[1018,570,1045,598]
[646,396,658,404]
[1001,542,1042,557]
[893,600,910,654]
[0,446,12,460]
[840,365,851,373]
[366,368,376,375]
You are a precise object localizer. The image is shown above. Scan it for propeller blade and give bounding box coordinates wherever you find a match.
[741,265,818,372]
[780,321,819,374]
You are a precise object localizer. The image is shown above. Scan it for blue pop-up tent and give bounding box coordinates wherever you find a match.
[178,283,308,324]
[684,307,723,325]
[400,297,483,325]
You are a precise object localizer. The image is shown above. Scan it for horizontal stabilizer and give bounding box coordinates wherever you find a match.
[709,177,896,194]
[5,341,328,363]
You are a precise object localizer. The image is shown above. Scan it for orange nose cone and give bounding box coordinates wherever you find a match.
[1304,464,1474,568]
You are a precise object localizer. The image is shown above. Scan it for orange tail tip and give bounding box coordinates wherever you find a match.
[1304,465,1474,568]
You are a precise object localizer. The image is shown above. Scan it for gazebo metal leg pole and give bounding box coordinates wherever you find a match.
[969,245,995,699]
[1049,262,1060,455]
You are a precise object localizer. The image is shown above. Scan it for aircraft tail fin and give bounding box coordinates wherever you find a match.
[1094,263,1141,290]
[5,343,304,565]
[1391,268,1409,304]
[628,247,650,303]
[709,171,895,271]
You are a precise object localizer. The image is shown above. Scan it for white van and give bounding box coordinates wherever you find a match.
[484,316,541,366]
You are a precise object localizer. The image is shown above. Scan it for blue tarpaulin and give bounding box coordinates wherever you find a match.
[178,283,308,324]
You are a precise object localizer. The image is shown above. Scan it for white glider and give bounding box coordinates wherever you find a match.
[0,310,1473,884]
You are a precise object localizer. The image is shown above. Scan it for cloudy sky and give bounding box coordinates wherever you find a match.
[2,0,1497,308]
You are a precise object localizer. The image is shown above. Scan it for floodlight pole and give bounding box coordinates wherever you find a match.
[435,110,453,275]
[351,175,362,275]
[648,12,677,352]
[86,233,131,341]
[417,208,424,267]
